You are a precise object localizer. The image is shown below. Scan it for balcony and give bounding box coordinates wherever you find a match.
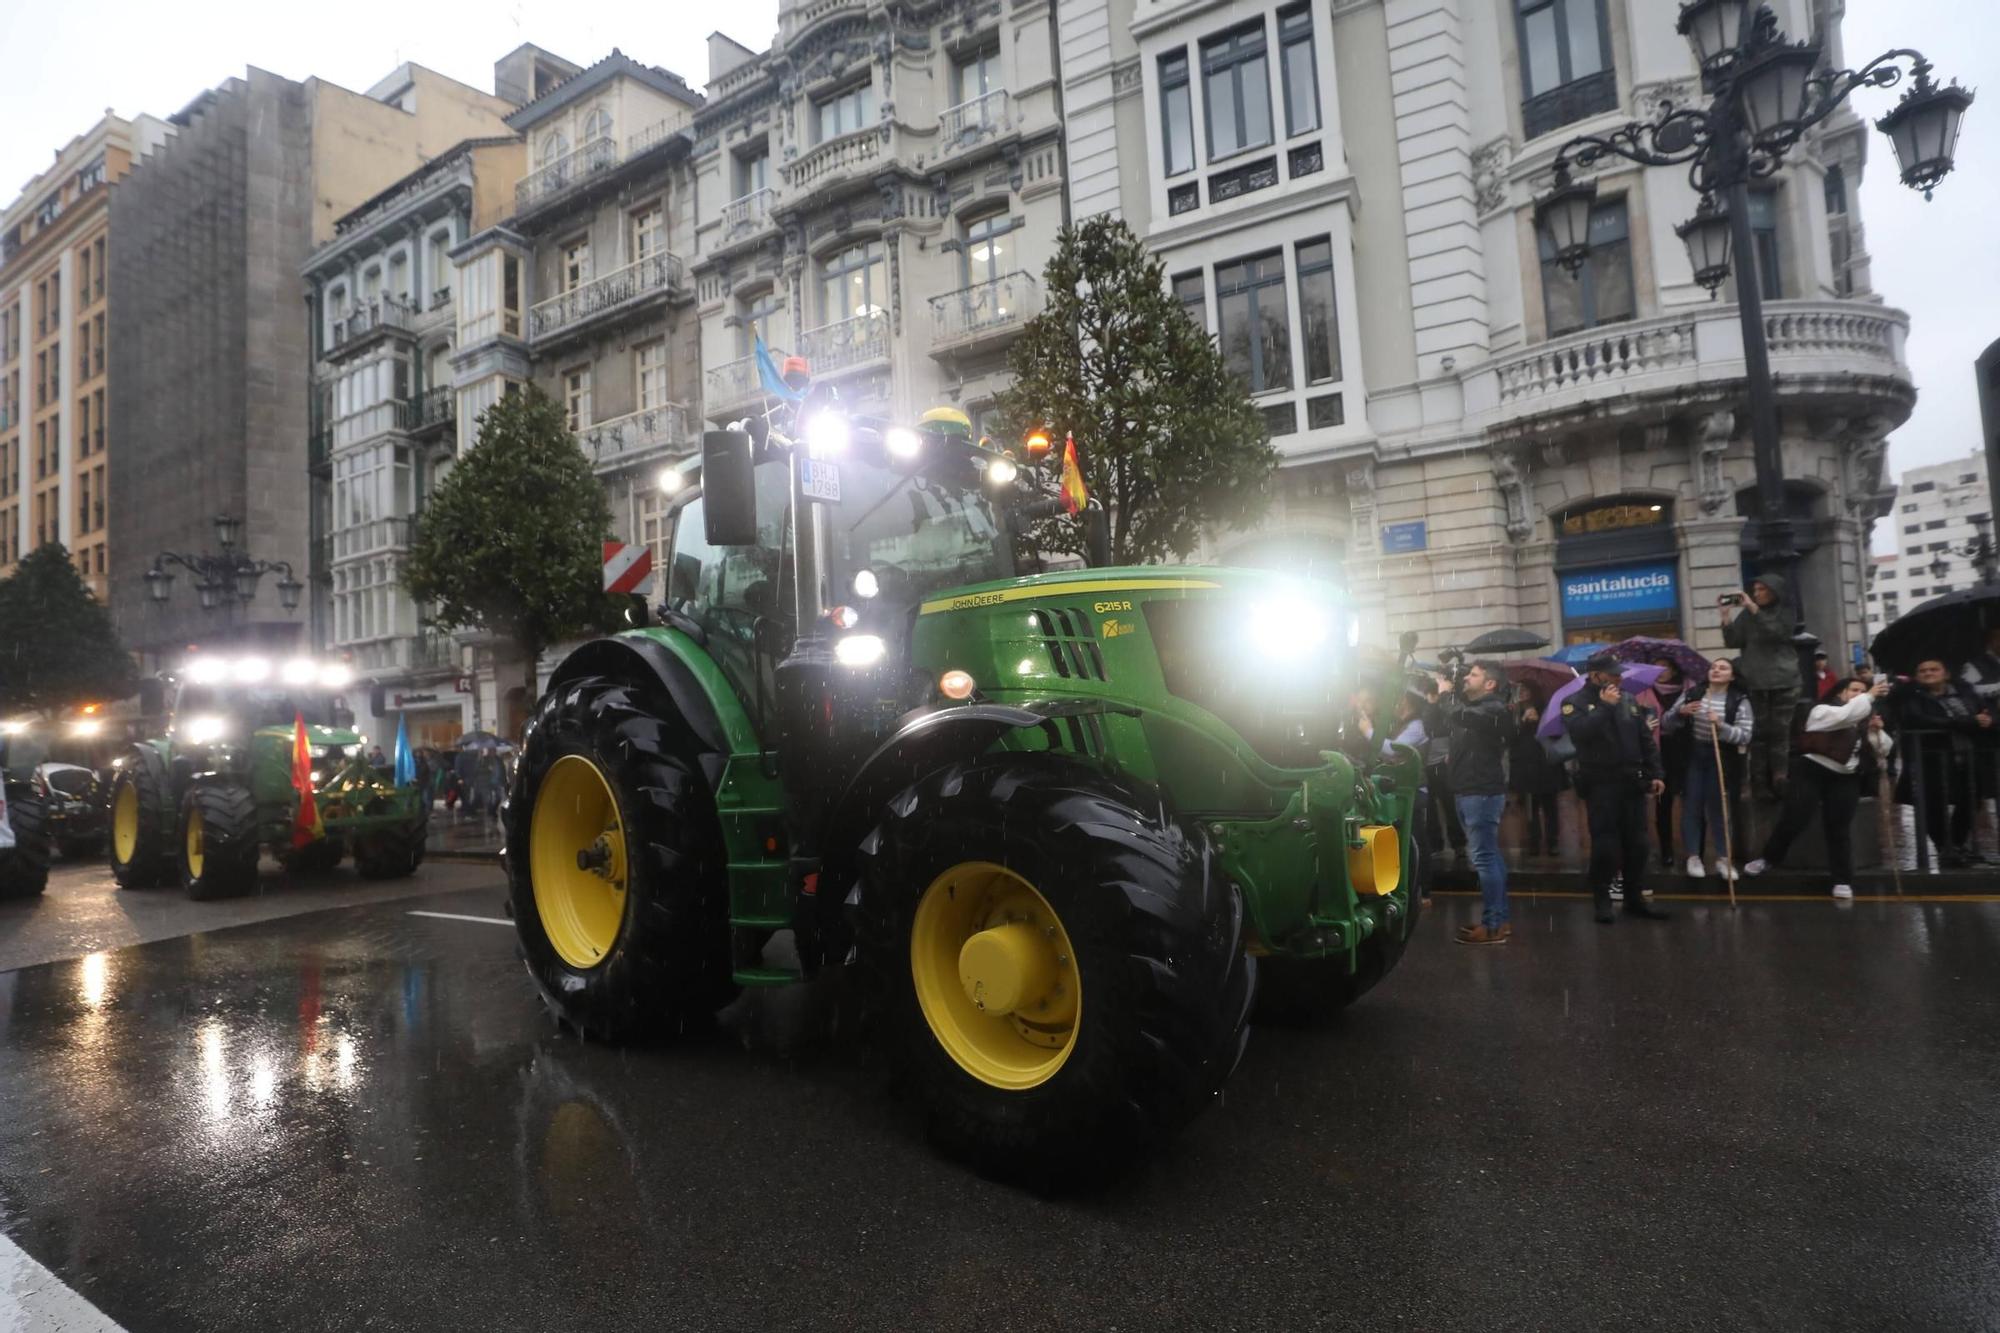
[327,297,415,359]
[929,271,1040,359]
[401,386,455,438]
[784,129,882,195]
[350,633,456,674]
[627,119,678,159]
[529,252,688,346]
[1521,69,1620,142]
[1473,300,1910,431]
[577,403,690,477]
[719,187,775,246]
[938,90,1011,157]
[799,311,890,377]
[780,0,866,38]
[331,516,415,563]
[515,137,619,214]
[413,289,454,336]
[704,350,783,423]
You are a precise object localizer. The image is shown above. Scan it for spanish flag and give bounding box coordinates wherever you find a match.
[1060,433,1088,516]
[291,712,324,849]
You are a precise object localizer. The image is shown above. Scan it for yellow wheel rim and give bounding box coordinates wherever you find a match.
[911,862,1081,1091]
[185,802,205,879]
[113,783,139,864]
[529,755,630,970]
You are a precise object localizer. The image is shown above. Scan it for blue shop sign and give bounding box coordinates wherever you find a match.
[1381,520,1428,553]
[1560,561,1679,618]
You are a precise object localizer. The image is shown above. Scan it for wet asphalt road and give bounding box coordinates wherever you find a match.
[2,870,1997,1332]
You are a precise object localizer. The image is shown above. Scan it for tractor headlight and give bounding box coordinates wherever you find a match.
[310,770,323,785]
[281,658,318,685]
[1247,602,1332,664]
[885,427,922,460]
[183,715,228,745]
[341,744,362,758]
[834,635,886,668]
[0,719,27,736]
[807,412,850,456]
[985,456,1018,486]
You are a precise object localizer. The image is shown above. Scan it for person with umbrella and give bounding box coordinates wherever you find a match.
[1889,660,1994,869]
[1661,658,1754,880]
[1561,653,1671,924]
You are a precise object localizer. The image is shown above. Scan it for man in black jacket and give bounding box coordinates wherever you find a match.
[1435,660,1517,945]
[1893,659,1994,868]
[1564,654,1673,923]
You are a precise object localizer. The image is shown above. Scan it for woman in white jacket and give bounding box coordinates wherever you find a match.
[1744,676,1895,898]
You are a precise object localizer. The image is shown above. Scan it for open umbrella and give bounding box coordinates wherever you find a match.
[1465,628,1553,656]
[1605,636,1710,682]
[1869,583,2000,673]
[453,730,514,752]
[1538,662,1667,738]
[1547,642,1612,666]
[1503,659,1578,706]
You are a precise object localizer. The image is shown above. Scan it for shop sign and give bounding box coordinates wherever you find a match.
[395,693,440,707]
[1380,520,1428,554]
[455,676,473,694]
[1560,562,1678,618]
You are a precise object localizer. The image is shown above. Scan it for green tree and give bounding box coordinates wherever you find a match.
[403,386,615,697]
[0,543,138,715]
[990,215,1277,564]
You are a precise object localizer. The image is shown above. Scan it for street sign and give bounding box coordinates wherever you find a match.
[602,541,654,594]
[1381,520,1428,553]
[799,457,842,503]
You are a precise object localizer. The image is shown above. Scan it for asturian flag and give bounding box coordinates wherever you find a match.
[393,713,416,788]
[291,713,325,849]
[754,335,804,402]
[1060,433,1089,516]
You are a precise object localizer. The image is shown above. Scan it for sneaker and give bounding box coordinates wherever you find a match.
[1685,856,1707,878]
[1743,859,1768,877]
[1455,923,1510,946]
[1715,858,1735,881]
[1609,876,1625,902]
[1831,884,1854,900]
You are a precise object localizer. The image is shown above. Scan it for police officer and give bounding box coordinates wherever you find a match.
[1563,653,1672,924]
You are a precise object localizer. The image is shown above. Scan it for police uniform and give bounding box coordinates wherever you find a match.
[1562,657,1672,922]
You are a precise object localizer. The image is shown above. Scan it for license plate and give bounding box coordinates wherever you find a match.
[800,458,841,503]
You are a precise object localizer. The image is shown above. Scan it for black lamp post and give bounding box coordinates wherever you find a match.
[1534,3,1973,669]
[145,513,304,615]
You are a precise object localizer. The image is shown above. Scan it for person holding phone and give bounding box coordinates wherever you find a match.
[1744,677,1894,898]
[1720,575,1801,803]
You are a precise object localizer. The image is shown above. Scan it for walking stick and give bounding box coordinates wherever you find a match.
[1709,711,1738,908]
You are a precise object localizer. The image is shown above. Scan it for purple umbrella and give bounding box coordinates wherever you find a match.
[1537,662,1667,738]
[1606,636,1710,682]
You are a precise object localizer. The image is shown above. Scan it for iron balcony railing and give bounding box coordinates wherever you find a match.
[331,515,415,562]
[515,137,619,212]
[577,403,690,475]
[401,386,455,434]
[329,297,415,353]
[704,351,781,419]
[721,186,775,242]
[626,119,678,158]
[930,271,1040,348]
[529,252,687,343]
[939,89,1011,152]
[798,311,890,375]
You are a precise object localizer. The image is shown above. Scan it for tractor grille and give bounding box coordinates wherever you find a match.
[1142,598,1342,768]
[1029,607,1107,681]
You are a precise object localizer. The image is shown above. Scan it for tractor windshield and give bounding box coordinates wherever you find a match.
[176,684,355,731]
[826,454,1013,611]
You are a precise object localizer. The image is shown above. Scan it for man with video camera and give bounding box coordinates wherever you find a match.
[1433,658,1517,946]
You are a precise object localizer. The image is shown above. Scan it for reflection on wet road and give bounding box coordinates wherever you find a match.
[2,888,1997,1330]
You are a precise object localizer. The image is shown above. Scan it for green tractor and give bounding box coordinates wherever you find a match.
[107,660,429,898]
[505,406,1421,1179]
[0,726,52,900]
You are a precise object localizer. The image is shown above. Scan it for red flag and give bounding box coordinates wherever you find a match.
[1060,433,1088,516]
[291,713,324,849]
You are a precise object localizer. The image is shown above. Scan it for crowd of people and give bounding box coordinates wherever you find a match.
[371,742,512,823]
[1347,578,2000,944]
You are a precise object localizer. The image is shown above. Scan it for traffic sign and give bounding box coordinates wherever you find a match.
[602,541,653,594]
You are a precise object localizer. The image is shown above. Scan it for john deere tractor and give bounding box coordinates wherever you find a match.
[108,660,429,898]
[505,406,1420,1179]
[0,726,51,900]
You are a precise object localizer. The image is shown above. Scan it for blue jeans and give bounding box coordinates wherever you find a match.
[1682,754,1729,861]
[1456,793,1509,928]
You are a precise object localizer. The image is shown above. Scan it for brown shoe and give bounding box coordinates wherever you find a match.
[1455,923,1511,946]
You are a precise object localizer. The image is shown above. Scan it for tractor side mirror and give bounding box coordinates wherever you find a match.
[703,430,758,547]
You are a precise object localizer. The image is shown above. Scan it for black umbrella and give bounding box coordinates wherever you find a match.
[1464,628,1552,656]
[1869,583,2000,673]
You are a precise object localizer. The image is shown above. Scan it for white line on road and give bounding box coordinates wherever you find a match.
[1,1230,127,1332]
[407,910,514,927]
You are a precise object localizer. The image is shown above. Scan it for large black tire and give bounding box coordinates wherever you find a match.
[58,834,106,861]
[178,783,261,900]
[505,674,736,1040]
[0,785,52,900]
[353,800,427,880]
[853,755,1253,1186]
[1254,846,1424,1026]
[281,836,346,874]
[109,747,173,889]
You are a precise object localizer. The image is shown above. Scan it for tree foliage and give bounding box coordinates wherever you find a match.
[990,215,1277,565]
[0,543,138,715]
[402,386,615,694]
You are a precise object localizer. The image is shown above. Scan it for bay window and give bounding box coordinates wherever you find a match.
[1160,51,1195,177]
[1278,5,1319,138]
[1202,23,1273,161]
[1296,238,1341,384]
[1216,251,1291,393]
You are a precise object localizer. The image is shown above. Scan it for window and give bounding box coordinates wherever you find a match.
[540,130,570,165]
[1925,519,1947,530]
[1901,503,1918,513]
[1160,52,1195,177]
[427,231,453,303]
[953,47,1000,105]
[1202,23,1273,161]
[636,341,668,411]
[1278,6,1319,137]
[1904,524,1920,534]
[583,107,612,144]
[962,213,1015,287]
[816,82,875,142]
[1824,164,1853,295]
[1173,270,1206,332]
[819,241,887,323]
[1215,251,1292,394]
[77,396,90,459]
[78,247,92,305]
[632,205,664,263]
[1905,546,1923,556]
[77,156,105,194]
[1539,198,1633,336]
[738,290,784,356]
[1911,481,1936,492]
[1517,0,1616,138]
[563,367,591,431]
[389,251,410,301]
[92,237,105,299]
[562,238,590,292]
[1960,476,1980,487]
[91,314,102,375]
[92,388,103,453]
[1746,189,1781,301]
[734,146,769,198]
[362,264,383,303]
[1296,238,1341,384]
[502,255,522,337]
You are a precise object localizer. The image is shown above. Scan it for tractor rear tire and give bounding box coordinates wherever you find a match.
[178,783,261,900]
[109,747,172,889]
[281,836,346,874]
[354,802,427,880]
[505,674,736,1040]
[1255,862,1423,1026]
[854,755,1253,1187]
[0,785,52,899]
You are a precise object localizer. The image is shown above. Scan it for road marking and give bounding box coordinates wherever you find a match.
[1,1230,127,1332]
[407,910,514,926]
[1431,890,2000,905]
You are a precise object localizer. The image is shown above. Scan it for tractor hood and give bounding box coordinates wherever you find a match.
[914,565,1344,620]
[251,723,364,749]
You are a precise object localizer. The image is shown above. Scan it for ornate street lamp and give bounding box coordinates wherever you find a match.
[1536,4,1973,687]
[146,514,302,619]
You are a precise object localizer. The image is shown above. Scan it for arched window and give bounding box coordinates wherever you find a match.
[541,130,570,165]
[583,107,612,144]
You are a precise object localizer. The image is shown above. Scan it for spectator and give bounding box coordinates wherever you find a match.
[1649,657,1691,869]
[1812,651,1839,700]
[1564,654,1672,924]
[1509,699,1567,858]
[367,743,389,771]
[1963,625,2000,842]
[1434,661,1517,945]
[1891,660,1994,869]
[1745,677,1894,898]
[1422,678,1468,868]
[1662,658,1754,880]
[1340,686,1385,768]
[1720,575,1800,803]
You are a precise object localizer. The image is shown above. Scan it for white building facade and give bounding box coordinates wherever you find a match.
[1864,453,1993,646]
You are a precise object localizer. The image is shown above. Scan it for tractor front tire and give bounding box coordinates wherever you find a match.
[1255,868,1423,1026]
[505,674,735,1040]
[0,786,52,900]
[354,802,427,880]
[854,755,1253,1186]
[178,783,261,900]
[109,748,172,889]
